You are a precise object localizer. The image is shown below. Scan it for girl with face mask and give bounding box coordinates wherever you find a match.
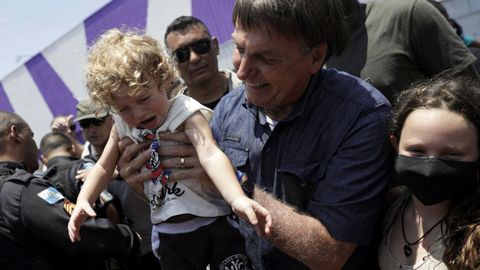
[378,72,480,270]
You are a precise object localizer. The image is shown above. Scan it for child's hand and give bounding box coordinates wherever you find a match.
[231,196,272,237]
[67,199,97,242]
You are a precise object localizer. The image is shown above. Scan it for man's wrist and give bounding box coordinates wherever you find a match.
[236,170,255,198]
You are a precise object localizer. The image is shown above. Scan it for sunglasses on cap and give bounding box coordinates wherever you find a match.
[173,38,212,63]
[79,116,107,129]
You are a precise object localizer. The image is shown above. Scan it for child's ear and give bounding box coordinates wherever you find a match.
[389,134,399,153]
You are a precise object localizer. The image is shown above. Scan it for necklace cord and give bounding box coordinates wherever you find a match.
[401,198,446,246]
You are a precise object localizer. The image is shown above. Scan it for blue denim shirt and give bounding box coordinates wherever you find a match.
[211,68,394,269]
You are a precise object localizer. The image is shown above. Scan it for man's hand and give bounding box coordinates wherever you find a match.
[51,114,75,135]
[117,137,151,197]
[116,132,210,194]
[75,168,91,182]
[157,132,209,183]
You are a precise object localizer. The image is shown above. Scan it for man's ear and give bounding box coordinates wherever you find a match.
[309,43,328,74]
[9,125,21,143]
[212,36,219,55]
[389,134,399,153]
[40,155,48,166]
[69,144,77,157]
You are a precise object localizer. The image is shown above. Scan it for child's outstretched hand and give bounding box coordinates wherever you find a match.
[67,199,97,242]
[231,196,272,237]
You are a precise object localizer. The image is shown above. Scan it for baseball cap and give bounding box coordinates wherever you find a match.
[74,99,110,122]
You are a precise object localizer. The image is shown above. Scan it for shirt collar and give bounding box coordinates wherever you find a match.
[0,161,28,175]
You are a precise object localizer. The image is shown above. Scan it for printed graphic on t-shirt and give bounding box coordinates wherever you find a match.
[219,254,250,270]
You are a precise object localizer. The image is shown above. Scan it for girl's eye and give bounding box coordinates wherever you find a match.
[442,152,462,159]
[405,148,425,157]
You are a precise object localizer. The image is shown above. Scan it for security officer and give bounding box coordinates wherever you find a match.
[0,111,140,270]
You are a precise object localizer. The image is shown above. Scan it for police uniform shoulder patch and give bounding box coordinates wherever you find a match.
[63,200,76,216]
[37,186,64,204]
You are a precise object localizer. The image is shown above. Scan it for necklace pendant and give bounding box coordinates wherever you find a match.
[403,244,412,257]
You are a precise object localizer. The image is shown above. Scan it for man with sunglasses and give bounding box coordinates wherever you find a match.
[164,16,242,110]
[74,99,113,159]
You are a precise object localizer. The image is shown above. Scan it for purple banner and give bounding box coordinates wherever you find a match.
[25,54,78,117]
[192,0,235,44]
[85,0,148,46]
[0,82,14,112]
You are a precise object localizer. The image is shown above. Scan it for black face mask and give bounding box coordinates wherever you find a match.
[395,155,478,205]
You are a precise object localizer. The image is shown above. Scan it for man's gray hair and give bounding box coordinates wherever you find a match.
[232,0,349,56]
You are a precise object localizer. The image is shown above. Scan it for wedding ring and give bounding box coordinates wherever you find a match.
[180,157,185,168]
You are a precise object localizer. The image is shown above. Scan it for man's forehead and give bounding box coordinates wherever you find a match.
[167,25,210,45]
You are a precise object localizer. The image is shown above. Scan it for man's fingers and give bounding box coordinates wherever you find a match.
[167,167,209,183]
[157,131,190,143]
[128,150,151,172]
[122,140,149,158]
[124,170,150,196]
[66,114,74,124]
[160,156,200,168]
[157,144,196,157]
[125,170,151,185]
[118,148,150,179]
[118,137,134,152]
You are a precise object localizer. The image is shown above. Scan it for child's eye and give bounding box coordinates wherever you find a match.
[117,107,128,113]
[138,96,150,102]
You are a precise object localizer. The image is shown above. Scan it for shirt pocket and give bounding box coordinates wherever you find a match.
[276,161,328,209]
[219,140,249,168]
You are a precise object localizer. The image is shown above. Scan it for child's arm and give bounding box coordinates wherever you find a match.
[68,126,121,242]
[184,112,271,235]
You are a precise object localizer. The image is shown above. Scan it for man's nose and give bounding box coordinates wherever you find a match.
[235,55,254,81]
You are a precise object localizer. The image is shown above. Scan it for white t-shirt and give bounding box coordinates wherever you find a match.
[113,95,231,224]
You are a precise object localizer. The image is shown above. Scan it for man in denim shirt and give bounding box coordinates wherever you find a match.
[210,0,394,269]
[116,0,393,268]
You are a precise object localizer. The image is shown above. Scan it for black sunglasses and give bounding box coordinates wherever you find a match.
[79,117,107,129]
[173,38,212,63]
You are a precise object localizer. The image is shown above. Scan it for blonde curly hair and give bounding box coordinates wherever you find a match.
[86,28,178,108]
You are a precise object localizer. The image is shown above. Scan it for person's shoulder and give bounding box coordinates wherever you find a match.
[368,0,417,12]
[169,94,213,125]
[221,69,243,91]
[216,85,245,109]
[366,0,421,23]
[320,68,391,108]
[174,94,212,113]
